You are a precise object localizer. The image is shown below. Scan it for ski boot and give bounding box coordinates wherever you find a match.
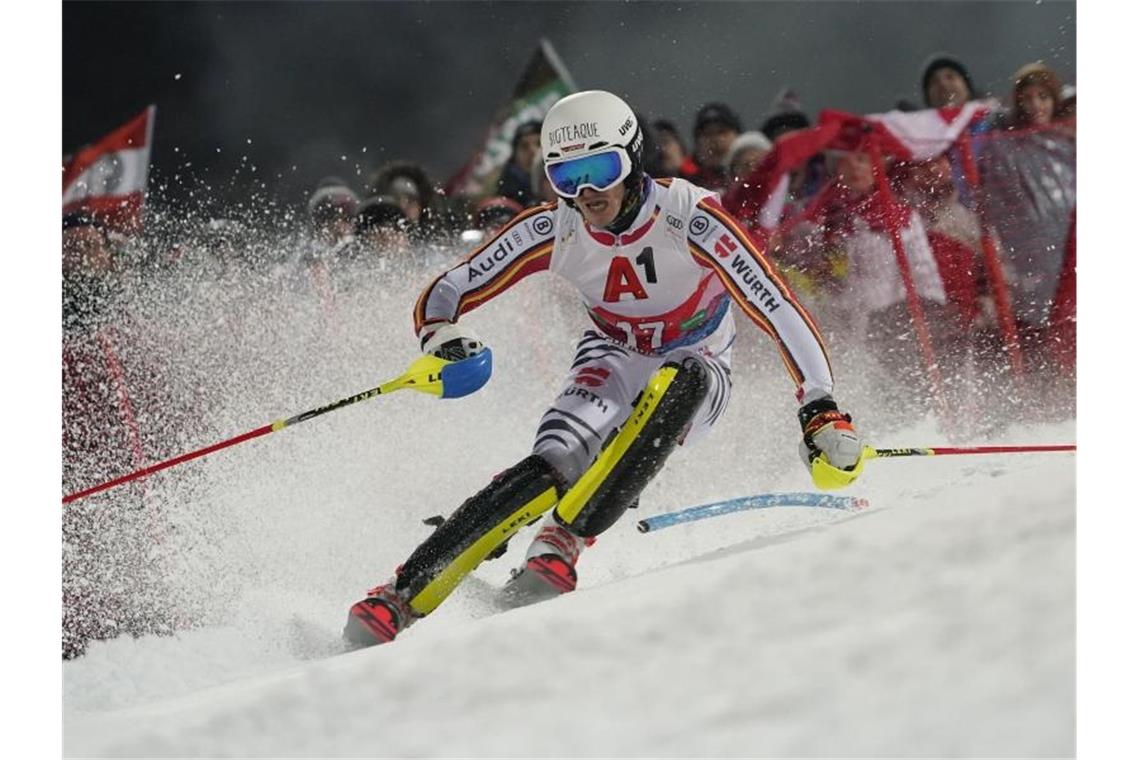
[343,581,417,647]
[503,516,595,606]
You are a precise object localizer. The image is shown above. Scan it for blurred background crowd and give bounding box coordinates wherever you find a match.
[63,48,1076,419]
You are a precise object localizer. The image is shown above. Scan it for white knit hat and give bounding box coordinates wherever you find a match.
[725,131,773,170]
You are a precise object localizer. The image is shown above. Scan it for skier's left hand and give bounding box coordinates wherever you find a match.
[797,395,866,490]
[420,322,485,363]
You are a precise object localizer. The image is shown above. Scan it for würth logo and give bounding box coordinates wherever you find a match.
[714,233,738,258]
[575,366,611,388]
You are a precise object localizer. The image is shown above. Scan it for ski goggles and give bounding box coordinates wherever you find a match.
[544,148,631,199]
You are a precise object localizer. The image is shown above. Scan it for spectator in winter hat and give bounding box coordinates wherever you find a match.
[652,119,697,178]
[354,195,410,257]
[682,102,742,192]
[760,87,810,142]
[387,176,422,224]
[497,120,543,207]
[1011,61,1062,127]
[368,161,443,238]
[755,88,827,205]
[726,131,773,187]
[308,176,359,246]
[475,196,525,235]
[921,53,977,108]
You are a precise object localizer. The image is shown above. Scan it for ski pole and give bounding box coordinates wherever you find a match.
[636,492,869,533]
[867,443,1075,459]
[62,349,493,505]
[638,445,1074,533]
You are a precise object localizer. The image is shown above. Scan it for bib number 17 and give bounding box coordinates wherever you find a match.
[615,320,666,352]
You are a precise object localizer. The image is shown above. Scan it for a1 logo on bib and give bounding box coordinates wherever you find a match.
[602,257,648,302]
[602,248,658,302]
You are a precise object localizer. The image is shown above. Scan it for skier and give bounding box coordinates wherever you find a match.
[344,90,866,647]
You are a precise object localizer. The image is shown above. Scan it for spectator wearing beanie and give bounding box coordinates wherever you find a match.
[497,120,543,207]
[682,102,742,192]
[1011,61,1062,127]
[368,161,442,239]
[354,195,411,258]
[387,176,423,225]
[474,196,525,237]
[920,53,976,108]
[756,87,828,203]
[652,119,697,178]
[308,177,359,247]
[759,87,811,142]
[725,131,772,187]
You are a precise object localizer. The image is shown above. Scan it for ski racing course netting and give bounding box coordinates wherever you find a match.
[63,223,1074,757]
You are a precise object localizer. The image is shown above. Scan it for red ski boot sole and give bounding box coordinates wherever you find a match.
[525,554,577,594]
[343,598,402,647]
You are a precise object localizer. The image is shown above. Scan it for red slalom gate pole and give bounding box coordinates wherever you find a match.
[868,444,1075,459]
[62,349,495,506]
[953,132,1026,380]
[62,425,274,505]
[865,136,951,427]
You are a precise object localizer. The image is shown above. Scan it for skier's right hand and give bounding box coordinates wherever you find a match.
[419,322,485,362]
[797,394,866,490]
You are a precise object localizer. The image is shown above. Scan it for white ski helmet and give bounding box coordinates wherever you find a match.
[541,90,644,198]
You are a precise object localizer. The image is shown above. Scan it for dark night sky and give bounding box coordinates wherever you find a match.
[62,1,1075,210]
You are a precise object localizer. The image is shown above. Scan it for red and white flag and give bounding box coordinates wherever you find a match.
[63,105,155,232]
[724,103,990,239]
[721,121,842,242]
[820,102,989,161]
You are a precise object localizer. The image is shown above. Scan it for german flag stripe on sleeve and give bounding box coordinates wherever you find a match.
[413,202,556,332]
[688,243,807,386]
[696,198,829,354]
[413,271,450,333]
[455,241,554,316]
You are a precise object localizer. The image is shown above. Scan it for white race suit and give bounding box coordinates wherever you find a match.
[414,177,835,483]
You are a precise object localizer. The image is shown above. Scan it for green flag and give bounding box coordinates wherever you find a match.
[445,39,577,198]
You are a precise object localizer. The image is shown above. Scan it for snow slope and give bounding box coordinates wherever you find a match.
[64,421,1074,758]
[63,244,1075,757]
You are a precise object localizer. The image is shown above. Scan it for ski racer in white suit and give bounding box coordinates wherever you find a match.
[344,91,866,647]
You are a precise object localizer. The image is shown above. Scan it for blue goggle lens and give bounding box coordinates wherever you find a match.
[545,151,625,197]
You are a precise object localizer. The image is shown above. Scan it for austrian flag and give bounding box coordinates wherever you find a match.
[62,105,155,231]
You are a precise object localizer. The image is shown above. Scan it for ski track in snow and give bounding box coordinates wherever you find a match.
[63,245,1075,757]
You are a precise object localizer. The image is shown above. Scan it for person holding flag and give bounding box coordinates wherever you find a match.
[344,90,867,647]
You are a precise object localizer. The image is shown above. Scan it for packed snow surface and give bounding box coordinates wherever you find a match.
[63,242,1075,757]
